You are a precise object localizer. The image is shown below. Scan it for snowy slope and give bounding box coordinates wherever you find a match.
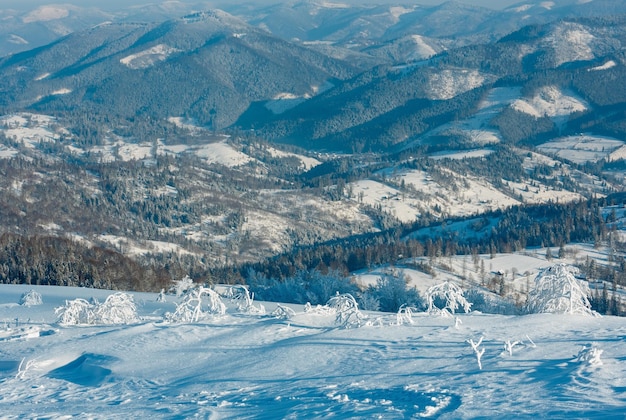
[0,284,625,418]
[511,85,588,128]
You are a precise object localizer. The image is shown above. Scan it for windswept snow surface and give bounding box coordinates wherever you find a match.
[0,284,625,418]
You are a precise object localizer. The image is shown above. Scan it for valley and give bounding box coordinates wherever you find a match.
[0,0,625,315]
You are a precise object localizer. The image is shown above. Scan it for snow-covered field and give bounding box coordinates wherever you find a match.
[1,284,625,419]
[537,134,625,164]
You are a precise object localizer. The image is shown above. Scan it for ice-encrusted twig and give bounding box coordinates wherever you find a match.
[504,340,520,356]
[16,357,38,379]
[455,316,462,330]
[467,336,485,370]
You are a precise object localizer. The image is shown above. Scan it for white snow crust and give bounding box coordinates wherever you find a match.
[0,283,624,418]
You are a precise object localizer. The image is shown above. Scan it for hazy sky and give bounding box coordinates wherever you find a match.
[2,0,525,12]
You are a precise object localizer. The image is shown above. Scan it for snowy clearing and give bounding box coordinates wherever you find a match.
[0,284,624,418]
[266,146,321,170]
[415,86,522,148]
[0,113,67,149]
[426,69,488,101]
[194,140,253,167]
[429,148,494,160]
[537,134,625,164]
[511,86,588,125]
[590,60,617,71]
[265,93,308,115]
[410,35,437,59]
[120,44,180,70]
[546,23,595,66]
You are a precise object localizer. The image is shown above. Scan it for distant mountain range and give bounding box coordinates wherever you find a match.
[2,1,625,149]
[0,0,625,285]
[241,15,626,152]
[0,9,361,129]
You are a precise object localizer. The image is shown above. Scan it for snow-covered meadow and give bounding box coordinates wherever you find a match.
[1,280,625,419]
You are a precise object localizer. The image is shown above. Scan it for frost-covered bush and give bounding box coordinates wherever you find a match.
[156,289,166,302]
[576,343,603,366]
[357,291,380,311]
[247,269,358,306]
[525,264,594,316]
[464,288,518,315]
[19,290,43,306]
[217,284,265,314]
[55,292,139,325]
[95,293,140,325]
[304,302,335,315]
[365,271,422,312]
[165,286,226,323]
[56,298,94,325]
[169,275,195,297]
[327,293,365,328]
[396,304,415,325]
[426,281,472,316]
[467,336,485,370]
[271,304,296,320]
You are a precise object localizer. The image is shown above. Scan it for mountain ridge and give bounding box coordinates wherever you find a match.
[0,1,625,300]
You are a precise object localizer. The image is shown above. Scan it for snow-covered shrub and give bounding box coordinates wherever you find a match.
[165,286,226,323]
[19,290,43,306]
[304,270,360,305]
[327,293,365,328]
[94,293,140,325]
[156,289,166,302]
[55,293,139,325]
[576,343,603,366]
[525,264,595,316]
[218,284,265,314]
[271,304,296,320]
[464,288,518,315]
[365,271,422,312]
[426,281,472,317]
[56,298,95,325]
[396,304,415,325]
[169,275,195,297]
[247,268,358,306]
[357,292,380,311]
[304,302,335,316]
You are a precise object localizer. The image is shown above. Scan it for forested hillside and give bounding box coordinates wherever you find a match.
[0,1,625,315]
